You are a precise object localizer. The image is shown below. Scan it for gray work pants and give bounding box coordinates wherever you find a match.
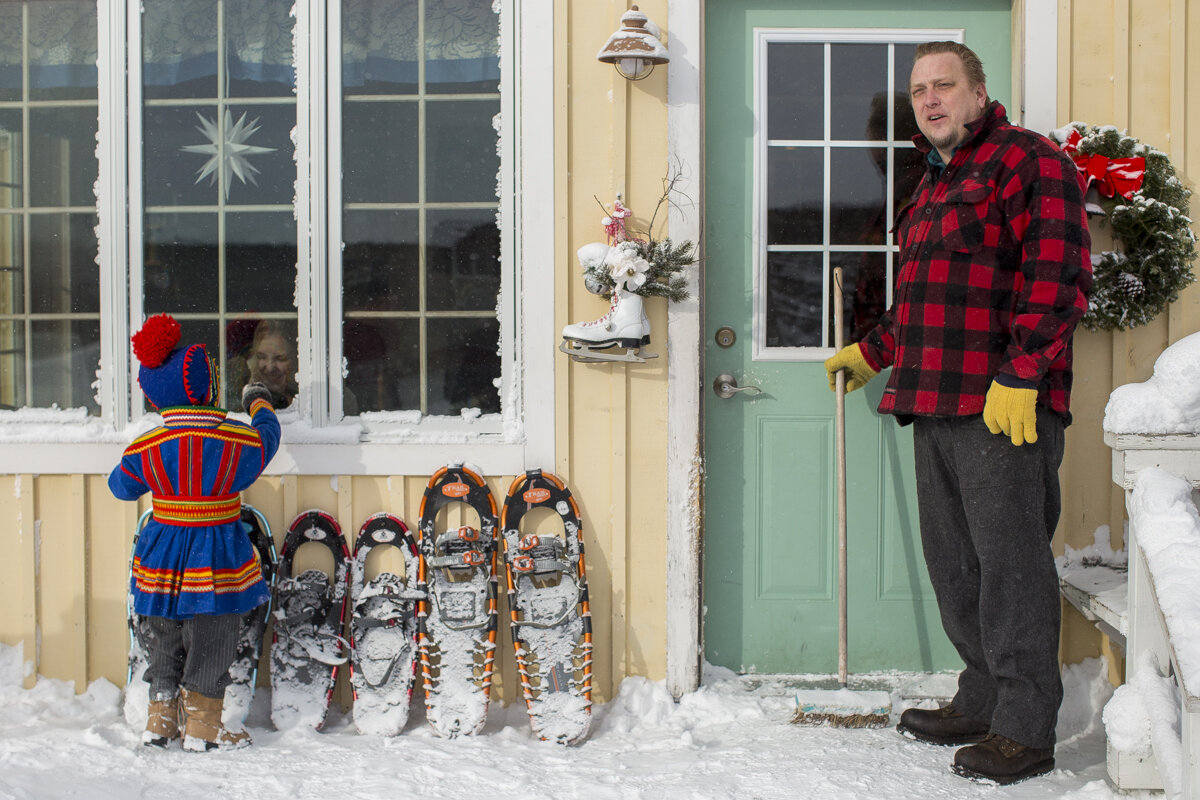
[912,408,1065,750]
[138,612,243,701]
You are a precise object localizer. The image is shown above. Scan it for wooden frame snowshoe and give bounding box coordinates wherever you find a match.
[416,464,499,738]
[269,509,350,731]
[502,469,594,745]
[124,504,277,731]
[349,512,423,736]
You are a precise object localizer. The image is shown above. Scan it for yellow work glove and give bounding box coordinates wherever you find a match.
[983,380,1039,446]
[823,343,879,393]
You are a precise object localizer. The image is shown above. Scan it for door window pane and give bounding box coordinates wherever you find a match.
[830,44,886,141]
[767,43,822,141]
[766,252,823,348]
[831,251,887,343]
[829,147,885,246]
[141,0,297,410]
[767,147,822,245]
[341,0,500,416]
[0,0,99,413]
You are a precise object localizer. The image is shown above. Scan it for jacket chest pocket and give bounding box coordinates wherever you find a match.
[933,183,992,254]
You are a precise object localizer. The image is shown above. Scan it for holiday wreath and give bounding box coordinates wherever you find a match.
[1051,123,1197,331]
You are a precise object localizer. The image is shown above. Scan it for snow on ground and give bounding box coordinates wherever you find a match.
[0,643,1157,800]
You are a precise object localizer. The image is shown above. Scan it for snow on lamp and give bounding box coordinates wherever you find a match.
[596,5,669,81]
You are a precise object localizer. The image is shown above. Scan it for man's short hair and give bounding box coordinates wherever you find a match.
[914,41,987,89]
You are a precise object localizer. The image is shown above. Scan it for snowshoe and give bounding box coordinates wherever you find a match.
[502,469,594,745]
[223,506,278,726]
[124,504,277,732]
[349,513,423,736]
[269,509,350,731]
[416,464,500,738]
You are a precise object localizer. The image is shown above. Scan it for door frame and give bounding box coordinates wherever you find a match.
[663,0,1061,698]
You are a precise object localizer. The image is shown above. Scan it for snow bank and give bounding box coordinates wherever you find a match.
[1105,331,1200,434]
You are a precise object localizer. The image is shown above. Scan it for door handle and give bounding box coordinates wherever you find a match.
[713,374,763,399]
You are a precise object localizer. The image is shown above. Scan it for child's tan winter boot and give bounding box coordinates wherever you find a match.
[180,687,251,751]
[143,694,181,747]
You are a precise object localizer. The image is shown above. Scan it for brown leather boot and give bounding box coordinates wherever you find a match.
[895,703,989,746]
[180,687,251,752]
[143,695,181,748]
[952,733,1055,784]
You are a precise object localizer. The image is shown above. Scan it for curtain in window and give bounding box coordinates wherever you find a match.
[342,0,499,88]
[0,2,98,93]
[142,0,294,89]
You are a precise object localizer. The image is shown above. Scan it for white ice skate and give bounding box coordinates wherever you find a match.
[559,287,657,363]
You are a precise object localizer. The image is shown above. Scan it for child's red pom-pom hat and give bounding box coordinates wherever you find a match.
[131,313,217,409]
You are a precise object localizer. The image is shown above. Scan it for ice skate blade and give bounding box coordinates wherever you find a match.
[559,339,658,364]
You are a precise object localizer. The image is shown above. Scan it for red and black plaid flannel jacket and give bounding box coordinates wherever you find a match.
[859,102,1092,424]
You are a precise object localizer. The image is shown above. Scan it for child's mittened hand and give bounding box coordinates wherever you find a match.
[241,382,273,414]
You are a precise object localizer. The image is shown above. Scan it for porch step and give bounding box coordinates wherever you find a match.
[1058,562,1128,650]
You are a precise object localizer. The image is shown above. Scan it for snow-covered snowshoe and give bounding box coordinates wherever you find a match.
[416,464,499,738]
[349,512,423,736]
[124,504,277,732]
[501,469,594,744]
[223,505,277,725]
[269,509,350,731]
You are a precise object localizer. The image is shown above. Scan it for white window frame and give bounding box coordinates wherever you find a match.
[0,0,555,476]
[750,27,961,364]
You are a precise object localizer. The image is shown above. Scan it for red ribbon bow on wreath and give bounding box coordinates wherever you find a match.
[1061,129,1146,200]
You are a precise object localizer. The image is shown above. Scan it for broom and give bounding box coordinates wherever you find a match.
[792,267,891,728]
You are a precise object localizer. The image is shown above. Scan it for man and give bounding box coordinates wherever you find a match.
[824,41,1091,785]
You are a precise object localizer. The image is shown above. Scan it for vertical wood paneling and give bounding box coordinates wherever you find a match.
[87,478,138,688]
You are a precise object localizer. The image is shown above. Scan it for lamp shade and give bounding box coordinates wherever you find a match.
[596,5,669,80]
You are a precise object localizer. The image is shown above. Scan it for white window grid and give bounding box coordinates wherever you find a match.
[751,27,963,363]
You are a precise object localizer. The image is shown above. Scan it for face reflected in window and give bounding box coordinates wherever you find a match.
[248,327,296,409]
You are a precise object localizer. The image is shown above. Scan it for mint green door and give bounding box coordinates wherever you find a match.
[702,1,1012,674]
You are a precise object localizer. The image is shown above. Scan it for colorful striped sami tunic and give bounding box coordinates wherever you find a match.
[108,401,281,619]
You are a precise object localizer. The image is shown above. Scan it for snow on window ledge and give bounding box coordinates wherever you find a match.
[0,407,531,476]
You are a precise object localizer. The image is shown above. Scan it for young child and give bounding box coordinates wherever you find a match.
[109,313,281,751]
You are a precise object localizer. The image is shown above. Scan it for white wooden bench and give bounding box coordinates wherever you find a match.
[1114,466,1200,797]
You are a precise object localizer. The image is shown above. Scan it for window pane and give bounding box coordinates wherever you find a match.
[895,145,924,206]
[830,44,886,141]
[29,1,97,101]
[225,0,295,97]
[0,214,22,313]
[0,4,20,102]
[31,212,98,314]
[831,251,887,343]
[894,43,919,138]
[343,0,418,97]
[424,0,499,95]
[345,317,418,413]
[343,209,418,313]
[145,105,222,207]
[223,317,296,410]
[427,317,498,415]
[426,99,500,203]
[342,100,418,203]
[218,105,295,206]
[767,43,822,141]
[143,0,218,100]
[0,319,24,409]
[30,318,99,413]
[767,147,822,245]
[144,212,219,313]
[0,110,21,208]
[426,209,499,311]
[225,211,296,312]
[830,147,885,246]
[30,107,97,207]
[765,252,823,348]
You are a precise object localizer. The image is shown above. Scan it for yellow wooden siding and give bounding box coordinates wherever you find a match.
[1057,0,1200,670]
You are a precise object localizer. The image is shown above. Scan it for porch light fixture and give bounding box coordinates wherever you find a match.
[596,5,669,81]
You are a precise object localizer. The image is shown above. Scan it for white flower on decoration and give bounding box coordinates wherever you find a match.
[181,110,277,200]
[606,241,650,292]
